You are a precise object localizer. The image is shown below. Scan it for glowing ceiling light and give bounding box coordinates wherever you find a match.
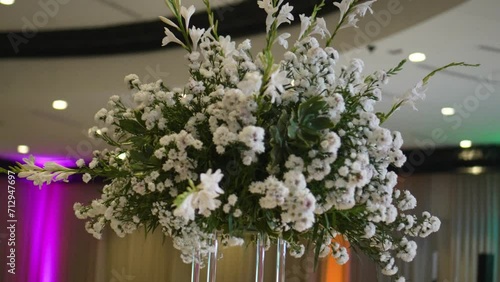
[441,107,455,116]
[408,52,426,63]
[52,100,68,110]
[17,145,29,154]
[459,140,472,148]
[467,166,485,175]
[0,0,15,5]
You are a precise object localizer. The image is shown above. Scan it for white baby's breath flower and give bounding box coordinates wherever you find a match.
[228,194,238,206]
[89,158,98,169]
[94,108,107,122]
[82,173,92,183]
[238,126,265,153]
[290,244,305,258]
[237,72,262,95]
[233,209,242,217]
[124,74,140,88]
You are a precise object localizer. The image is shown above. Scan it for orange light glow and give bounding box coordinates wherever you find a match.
[323,236,351,282]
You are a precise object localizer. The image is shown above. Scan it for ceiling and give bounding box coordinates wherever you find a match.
[0,0,499,163]
[0,0,244,31]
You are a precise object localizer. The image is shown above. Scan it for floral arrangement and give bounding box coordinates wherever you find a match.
[4,0,476,280]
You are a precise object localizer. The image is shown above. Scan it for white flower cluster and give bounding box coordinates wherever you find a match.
[16,156,75,188]
[14,0,467,279]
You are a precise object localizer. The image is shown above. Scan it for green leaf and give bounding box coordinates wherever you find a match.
[386,59,407,77]
[228,214,234,233]
[173,190,192,208]
[120,119,146,135]
[148,155,162,166]
[134,111,147,127]
[314,229,325,269]
[298,96,326,121]
[296,131,313,148]
[301,113,316,124]
[129,150,149,163]
[306,117,334,131]
[421,62,479,85]
[302,130,320,140]
[257,98,273,116]
[287,120,299,139]
[127,136,147,147]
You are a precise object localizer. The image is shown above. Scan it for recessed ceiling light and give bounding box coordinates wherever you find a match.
[118,153,127,160]
[17,145,29,154]
[441,107,455,116]
[0,0,15,5]
[52,100,68,110]
[460,140,472,148]
[408,52,426,63]
[467,166,485,175]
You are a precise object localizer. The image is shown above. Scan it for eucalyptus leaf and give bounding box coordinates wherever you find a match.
[307,116,334,131]
[120,119,146,135]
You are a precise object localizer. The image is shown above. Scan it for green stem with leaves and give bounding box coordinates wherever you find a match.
[325,0,359,47]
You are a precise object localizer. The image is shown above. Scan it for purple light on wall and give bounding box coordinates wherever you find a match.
[1,153,76,168]
[24,180,63,282]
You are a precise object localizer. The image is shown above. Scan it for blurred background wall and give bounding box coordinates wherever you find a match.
[1,171,498,282]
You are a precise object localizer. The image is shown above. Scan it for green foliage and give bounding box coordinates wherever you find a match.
[289,96,334,147]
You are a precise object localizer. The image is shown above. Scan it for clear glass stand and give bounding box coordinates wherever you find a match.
[191,232,287,282]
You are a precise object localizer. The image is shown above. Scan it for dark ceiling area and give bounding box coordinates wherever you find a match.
[0,0,335,58]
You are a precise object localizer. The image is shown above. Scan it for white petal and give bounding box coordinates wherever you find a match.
[298,15,311,39]
[181,5,196,28]
[189,27,205,51]
[159,16,179,30]
[162,27,185,47]
[276,33,291,49]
